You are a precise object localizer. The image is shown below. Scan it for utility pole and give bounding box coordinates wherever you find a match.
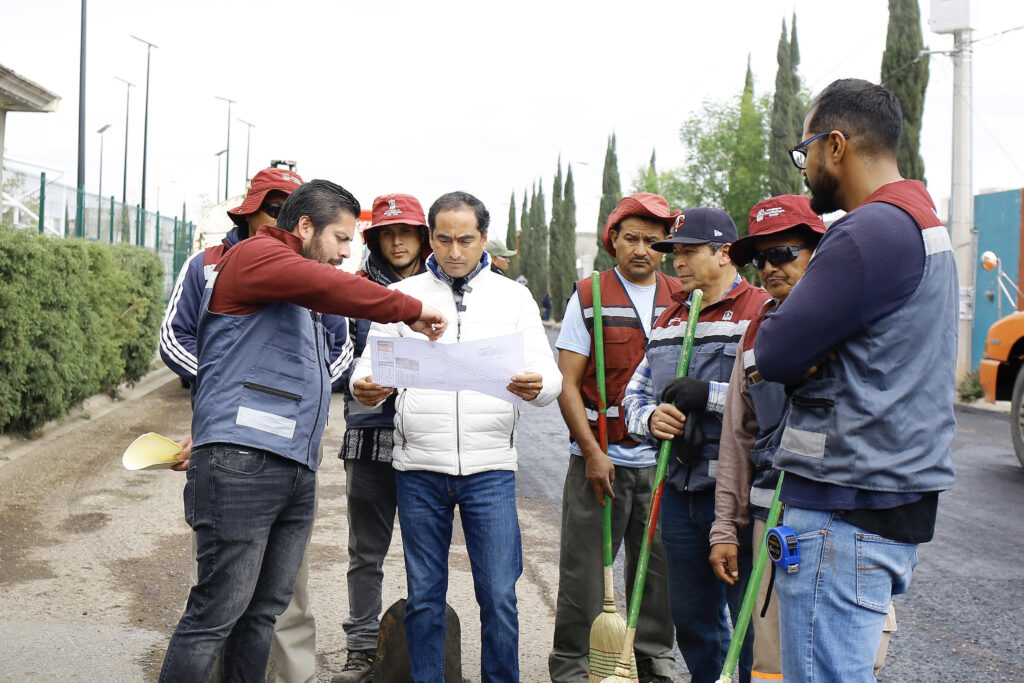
[97,124,110,237]
[113,76,134,204]
[929,0,974,378]
[238,118,255,184]
[76,0,87,237]
[215,96,235,200]
[215,149,227,202]
[131,35,158,211]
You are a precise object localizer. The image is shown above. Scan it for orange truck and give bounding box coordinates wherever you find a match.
[978,250,1024,467]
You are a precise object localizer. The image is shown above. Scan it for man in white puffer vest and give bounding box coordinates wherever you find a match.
[351,191,562,683]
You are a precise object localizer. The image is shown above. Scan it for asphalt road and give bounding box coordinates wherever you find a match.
[1,328,1022,681]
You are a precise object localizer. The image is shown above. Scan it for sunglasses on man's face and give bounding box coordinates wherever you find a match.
[750,244,812,270]
[260,202,285,219]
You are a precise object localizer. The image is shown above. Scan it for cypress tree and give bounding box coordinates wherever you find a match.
[550,160,576,321]
[881,0,928,182]
[724,57,769,236]
[769,19,802,196]
[519,187,533,288]
[789,14,805,149]
[527,182,549,304]
[594,134,621,272]
[506,191,517,252]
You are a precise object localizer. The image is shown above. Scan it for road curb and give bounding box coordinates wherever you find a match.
[0,364,179,468]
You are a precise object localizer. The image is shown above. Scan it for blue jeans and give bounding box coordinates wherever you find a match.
[160,445,316,682]
[396,469,522,683]
[660,487,753,683]
[776,506,918,683]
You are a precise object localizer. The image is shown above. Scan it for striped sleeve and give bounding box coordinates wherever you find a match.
[622,356,658,446]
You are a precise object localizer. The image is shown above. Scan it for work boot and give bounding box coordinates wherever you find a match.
[636,658,672,683]
[330,649,376,683]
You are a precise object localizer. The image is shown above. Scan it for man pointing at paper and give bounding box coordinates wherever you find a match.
[352,190,561,682]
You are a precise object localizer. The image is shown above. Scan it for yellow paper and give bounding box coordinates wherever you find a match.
[122,432,184,470]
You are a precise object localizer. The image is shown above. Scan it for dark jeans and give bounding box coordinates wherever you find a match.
[343,459,398,650]
[396,469,522,683]
[160,444,316,682]
[661,486,753,683]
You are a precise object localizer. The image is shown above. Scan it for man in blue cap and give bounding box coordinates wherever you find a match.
[623,207,769,683]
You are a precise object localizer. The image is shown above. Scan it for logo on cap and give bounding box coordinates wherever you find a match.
[281,172,301,185]
[384,198,403,217]
[714,229,723,237]
[756,206,786,222]
[674,215,686,231]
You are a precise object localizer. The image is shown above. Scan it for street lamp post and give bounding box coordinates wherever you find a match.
[215,96,236,200]
[215,149,227,202]
[113,76,134,205]
[97,123,110,238]
[238,118,255,184]
[131,35,158,211]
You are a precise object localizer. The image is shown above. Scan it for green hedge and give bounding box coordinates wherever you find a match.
[0,228,164,434]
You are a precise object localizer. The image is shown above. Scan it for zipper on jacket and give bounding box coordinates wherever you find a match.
[243,381,302,403]
[454,289,464,475]
[310,312,325,465]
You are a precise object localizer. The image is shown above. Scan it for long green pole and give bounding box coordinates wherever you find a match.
[38,172,46,235]
[591,273,613,564]
[716,472,786,683]
[607,288,704,679]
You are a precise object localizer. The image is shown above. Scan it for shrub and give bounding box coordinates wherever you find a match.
[956,371,985,403]
[0,228,163,433]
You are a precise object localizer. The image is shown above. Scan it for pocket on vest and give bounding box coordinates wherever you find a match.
[779,377,837,465]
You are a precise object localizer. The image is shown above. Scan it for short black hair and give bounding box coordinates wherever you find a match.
[807,78,902,159]
[428,191,490,236]
[276,179,361,235]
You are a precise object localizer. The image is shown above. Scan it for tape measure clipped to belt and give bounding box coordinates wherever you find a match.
[766,525,799,573]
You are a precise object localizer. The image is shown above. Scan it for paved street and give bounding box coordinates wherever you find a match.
[1,328,1023,680]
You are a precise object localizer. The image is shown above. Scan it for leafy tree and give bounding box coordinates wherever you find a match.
[881,0,928,182]
[630,151,674,275]
[594,134,621,272]
[549,160,577,321]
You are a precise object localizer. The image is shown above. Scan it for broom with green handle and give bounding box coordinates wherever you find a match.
[602,287,704,683]
[587,272,638,682]
[715,471,786,683]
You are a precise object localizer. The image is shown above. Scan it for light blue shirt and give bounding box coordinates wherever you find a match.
[556,268,659,468]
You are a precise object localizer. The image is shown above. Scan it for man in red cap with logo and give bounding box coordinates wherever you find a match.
[623,207,770,683]
[549,193,680,683]
[331,193,431,683]
[159,167,352,683]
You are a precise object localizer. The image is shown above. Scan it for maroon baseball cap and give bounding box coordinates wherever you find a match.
[729,195,827,267]
[363,193,431,259]
[227,167,304,222]
[601,193,681,255]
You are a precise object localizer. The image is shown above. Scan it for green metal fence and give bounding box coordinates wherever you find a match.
[1,167,194,297]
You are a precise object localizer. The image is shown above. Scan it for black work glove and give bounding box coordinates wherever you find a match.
[660,378,709,467]
[671,410,706,466]
[660,377,710,411]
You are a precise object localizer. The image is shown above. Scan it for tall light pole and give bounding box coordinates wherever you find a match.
[238,118,255,184]
[76,0,88,237]
[97,123,110,237]
[215,96,236,200]
[113,76,134,205]
[131,35,158,211]
[215,149,227,201]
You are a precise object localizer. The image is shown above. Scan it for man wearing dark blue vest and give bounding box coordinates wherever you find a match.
[549,193,680,683]
[755,79,957,681]
[159,180,446,682]
[623,208,769,683]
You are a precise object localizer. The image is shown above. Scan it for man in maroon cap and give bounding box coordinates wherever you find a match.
[549,193,680,683]
[159,167,351,683]
[331,193,431,683]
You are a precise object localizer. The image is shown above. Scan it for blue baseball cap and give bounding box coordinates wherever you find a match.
[652,207,739,253]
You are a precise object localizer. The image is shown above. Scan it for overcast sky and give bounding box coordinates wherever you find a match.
[3,0,1023,240]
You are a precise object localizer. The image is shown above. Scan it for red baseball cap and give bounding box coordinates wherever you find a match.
[601,193,681,255]
[729,195,827,267]
[227,167,305,222]
[363,193,431,259]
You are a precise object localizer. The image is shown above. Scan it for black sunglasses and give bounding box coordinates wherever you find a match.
[750,244,812,270]
[260,201,285,219]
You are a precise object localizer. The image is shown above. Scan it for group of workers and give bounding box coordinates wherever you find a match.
[156,76,956,683]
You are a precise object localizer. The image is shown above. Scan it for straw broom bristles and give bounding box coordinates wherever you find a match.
[588,566,637,682]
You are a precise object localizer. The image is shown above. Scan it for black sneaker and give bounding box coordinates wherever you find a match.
[637,658,673,683]
[330,649,376,683]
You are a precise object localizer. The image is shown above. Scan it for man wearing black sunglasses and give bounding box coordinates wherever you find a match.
[159,167,353,683]
[755,79,957,682]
